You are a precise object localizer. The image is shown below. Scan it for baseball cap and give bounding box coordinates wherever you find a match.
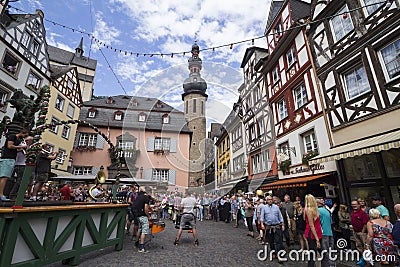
[371,196,381,201]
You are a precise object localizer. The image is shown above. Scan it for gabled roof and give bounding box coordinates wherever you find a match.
[0,12,41,29]
[265,0,310,34]
[79,95,191,133]
[240,47,269,68]
[49,64,75,79]
[47,45,97,70]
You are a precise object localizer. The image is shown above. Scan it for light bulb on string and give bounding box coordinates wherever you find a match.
[230,44,233,49]
[343,13,348,19]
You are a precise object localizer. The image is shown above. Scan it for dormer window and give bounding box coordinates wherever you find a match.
[106,96,113,104]
[138,113,146,122]
[156,100,163,108]
[131,99,138,107]
[274,21,283,42]
[114,111,123,121]
[162,114,170,124]
[88,108,96,118]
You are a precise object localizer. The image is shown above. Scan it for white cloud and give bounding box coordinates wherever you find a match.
[93,11,122,46]
[46,32,75,52]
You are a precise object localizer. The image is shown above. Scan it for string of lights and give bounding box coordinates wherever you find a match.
[7,0,392,58]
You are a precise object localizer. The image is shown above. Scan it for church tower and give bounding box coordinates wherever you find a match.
[182,42,208,187]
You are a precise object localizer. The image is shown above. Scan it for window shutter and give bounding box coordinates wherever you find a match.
[147,137,155,152]
[92,166,100,176]
[170,138,177,153]
[96,134,105,149]
[144,169,152,180]
[74,133,80,147]
[168,169,176,185]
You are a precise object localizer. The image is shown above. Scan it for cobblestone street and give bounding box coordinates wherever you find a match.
[46,219,353,267]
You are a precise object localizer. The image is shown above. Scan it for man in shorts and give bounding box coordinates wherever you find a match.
[134,186,150,253]
[174,192,199,246]
[31,144,58,201]
[0,129,29,201]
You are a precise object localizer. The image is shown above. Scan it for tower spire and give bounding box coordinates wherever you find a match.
[75,37,84,57]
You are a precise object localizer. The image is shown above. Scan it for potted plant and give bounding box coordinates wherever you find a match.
[302,150,319,166]
[279,159,291,173]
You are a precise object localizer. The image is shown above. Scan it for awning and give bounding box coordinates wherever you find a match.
[309,129,400,164]
[260,173,331,190]
[218,177,247,190]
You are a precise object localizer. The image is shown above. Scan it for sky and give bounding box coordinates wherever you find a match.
[12,0,272,126]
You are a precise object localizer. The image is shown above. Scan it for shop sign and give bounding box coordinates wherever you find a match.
[287,163,325,175]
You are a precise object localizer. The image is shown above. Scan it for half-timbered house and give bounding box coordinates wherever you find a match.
[0,8,50,125]
[308,0,400,214]
[41,65,82,176]
[258,0,337,198]
[238,46,279,191]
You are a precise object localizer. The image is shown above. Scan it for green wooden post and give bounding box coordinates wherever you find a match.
[13,164,34,207]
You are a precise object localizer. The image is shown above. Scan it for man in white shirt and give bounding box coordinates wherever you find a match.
[174,192,198,246]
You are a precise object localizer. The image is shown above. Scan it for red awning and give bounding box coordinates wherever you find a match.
[260,173,331,190]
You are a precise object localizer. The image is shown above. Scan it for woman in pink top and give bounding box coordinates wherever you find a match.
[304,194,323,267]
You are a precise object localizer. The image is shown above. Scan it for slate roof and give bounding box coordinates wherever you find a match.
[265,0,310,34]
[208,123,223,140]
[240,47,269,68]
[49,64,75,79]
[79,95,191,134]
[47,45,97,70]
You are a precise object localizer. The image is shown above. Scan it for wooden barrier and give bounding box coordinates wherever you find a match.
[0,203,129,266]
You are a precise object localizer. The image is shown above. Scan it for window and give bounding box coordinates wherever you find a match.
[67,79,74,90]
[55,95,65,111]
[67,104,75,118]
[274,21,283,41]
[379,39,400,80]
[257,117,265,136]
[272,66,280,84]
[88,110,96,118]
[185,101,188,114]
[253,86,261,104]
[21,32,32,48]
[26,72,42,91]
[152,169,169,182]
[138,113,146,122]
[56,148,67,164]
[2,51,21,76]
[118,141,135,158]
[49,117,60,134]
[78,133,97,146]
[30,40,40,56]
[73,166,92,175]
[0,89,9,109]
[331,6,354,42]
[279,142,291,161]
[249,124,257,141]
[293,84,307,109]
[201,101,204,115]
[277,99,288,121]
[362,0,385,16]
[303,131,318,153]
[114,112,123,121]
[251,151,270,174]
[154,138,170,151]
[162,115,169,124]
[246,95,253,111]
[343,65,370,99]
[286,46,297,67]
[193,99,197,113]
[232,154,245,172]
[61,125,70,139]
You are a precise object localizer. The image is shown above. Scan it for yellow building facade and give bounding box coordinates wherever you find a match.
[216,130,230,185]
[41,66,82,176]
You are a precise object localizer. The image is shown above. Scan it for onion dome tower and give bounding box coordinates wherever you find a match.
[182,42,208,187]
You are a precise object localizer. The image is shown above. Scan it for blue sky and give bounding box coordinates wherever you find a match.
[13,0,271,125]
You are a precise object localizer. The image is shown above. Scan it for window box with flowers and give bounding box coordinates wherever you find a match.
[76,145,96,152]
[279,159,291,173]
[302,150,319,166]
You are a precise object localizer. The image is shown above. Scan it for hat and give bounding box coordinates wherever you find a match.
[371,196,381,201]
[121,185,128,189]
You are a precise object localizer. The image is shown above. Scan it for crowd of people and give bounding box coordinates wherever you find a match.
[119,188,399,266]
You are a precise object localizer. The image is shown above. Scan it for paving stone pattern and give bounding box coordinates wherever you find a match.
[45,219,354,267]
